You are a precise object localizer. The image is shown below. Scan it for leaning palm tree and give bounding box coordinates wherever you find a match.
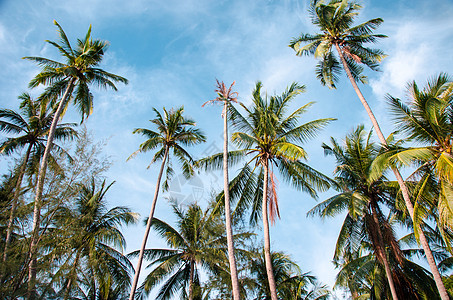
[129,201,250,300]
[0,93,76,264]
[127,106,206,299]
[43,179,137,299]
[24,21,128,298]
[202,79,241,300]
[289,1,448,298]
[198,82,333,300]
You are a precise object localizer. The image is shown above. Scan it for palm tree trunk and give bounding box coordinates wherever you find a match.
[335,43,449,300]
[129,146,169,300]
[262,159,278,300]
[370,202,399,300]
[189,260,195,300]
[222,102,241,300]
[3,143,32,263]
[28,78,76,300]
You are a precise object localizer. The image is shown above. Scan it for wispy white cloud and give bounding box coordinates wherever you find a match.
[371,16,453,100]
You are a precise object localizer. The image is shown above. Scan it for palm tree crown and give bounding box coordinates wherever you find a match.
[24,21,128,120]
[229,82,333,220]
[130,106,206,190]
[289,0,386,88]
[0,93,76,160]
[384,73,453,183]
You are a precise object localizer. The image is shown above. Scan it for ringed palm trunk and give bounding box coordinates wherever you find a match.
[129,146,169,300]
[262,159,278,300]
[369,201,399,300]
[222,102,241,300]
[335,43,449,300]
[3,143,32,264]
[28,78,76,299]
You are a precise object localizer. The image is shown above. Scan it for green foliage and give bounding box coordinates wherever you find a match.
[249,250,330,300]
[374,74,453,248]
[290,0,386,88]
[129,106,206,191]
[310,126,439,299]
[129,200,252,300]
[24,21,128,122]
[198,82,333,225]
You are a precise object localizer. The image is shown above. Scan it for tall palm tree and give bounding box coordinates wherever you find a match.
[24,20,128,298]
[0,93,76,264]
[199,82,333,300]
[202,79,241,300]
[129,201,250,300]
[289,1,448,298]
[43,178,137,299]
[127,106,206,299]
[378,74,453,235]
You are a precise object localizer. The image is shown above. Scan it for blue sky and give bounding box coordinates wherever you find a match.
[1,0,452,297]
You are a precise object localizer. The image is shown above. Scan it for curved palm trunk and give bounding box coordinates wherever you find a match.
[335,43,449,300]
[3,143,32,264]
[262,160,278,300]
[189,260,195,300]
[222,102,241,300]
[28,78,76,299]
[129,146,169,300]
[369,202,399,300]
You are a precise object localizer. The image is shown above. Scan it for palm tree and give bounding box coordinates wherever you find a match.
[24,20,128,298]
[129,201,249,300]
[127,106,206,299]
[289,1,448,298]
[250,250,330,300]
[308,126,427,299]
[199,82,333,300]
[0,93,76,264]
[378,74,453,237]
[42,178,137,299]
[202,79,241,300]
[334,245,438,299]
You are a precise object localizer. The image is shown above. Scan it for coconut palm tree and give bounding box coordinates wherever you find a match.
[378,74,453,237]
[289,1,448,297]
[127,106,206,299]
[334,245,438,299]
[0,93,76,264]
[202,79,241,300]
[24,21,128,298]
[129,201,250,300]
[198,82,333,300]
[308,126,400,299]
[42,178,137,299]
[250,250,330,300]
[309,126,440,299]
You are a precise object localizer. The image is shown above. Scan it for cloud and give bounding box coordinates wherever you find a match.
[370,14,453,100]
